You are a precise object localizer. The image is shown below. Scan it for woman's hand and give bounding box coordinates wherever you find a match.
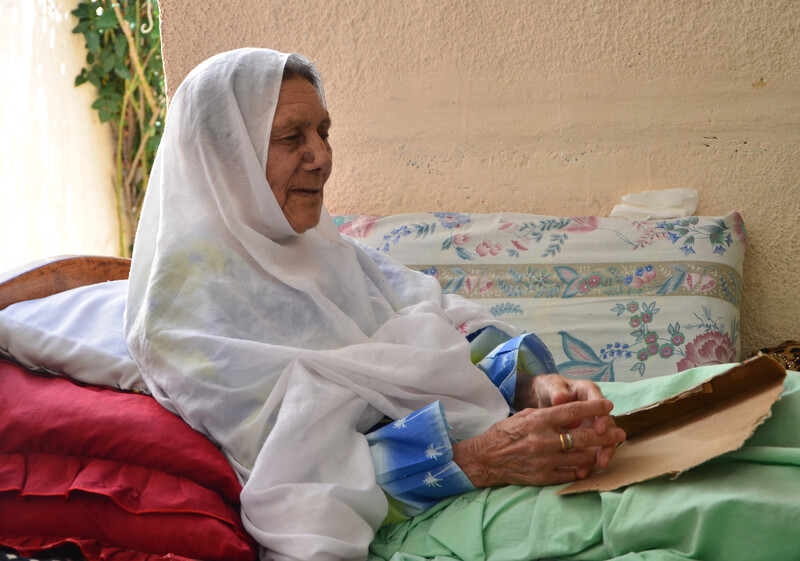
[453,375,626,487]
[514,372,607,410]
[520,373,622,470]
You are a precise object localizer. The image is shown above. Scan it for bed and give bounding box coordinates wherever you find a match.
[2,210,790,561]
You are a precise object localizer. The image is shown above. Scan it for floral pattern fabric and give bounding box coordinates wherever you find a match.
[336,211,746,382]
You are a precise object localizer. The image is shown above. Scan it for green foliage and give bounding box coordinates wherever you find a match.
[71,0,165,256]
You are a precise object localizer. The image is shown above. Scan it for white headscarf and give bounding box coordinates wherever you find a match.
[125,48,510,561]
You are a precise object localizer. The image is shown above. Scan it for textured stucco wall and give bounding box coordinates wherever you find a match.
[0,0,119,272]
[158,0,799,355]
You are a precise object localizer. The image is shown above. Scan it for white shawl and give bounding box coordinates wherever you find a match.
[124,48,510,561]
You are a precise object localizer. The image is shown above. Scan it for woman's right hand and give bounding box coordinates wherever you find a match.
[452,399,626,487]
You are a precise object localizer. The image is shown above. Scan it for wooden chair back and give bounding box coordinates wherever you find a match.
[0,256,131,311]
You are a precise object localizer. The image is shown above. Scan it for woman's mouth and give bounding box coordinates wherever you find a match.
[292,188,321,196]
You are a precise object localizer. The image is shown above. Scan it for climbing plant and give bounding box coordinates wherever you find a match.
[71,0,165,256]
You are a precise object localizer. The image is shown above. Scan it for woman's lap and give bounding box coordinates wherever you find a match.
[370,369,800,561]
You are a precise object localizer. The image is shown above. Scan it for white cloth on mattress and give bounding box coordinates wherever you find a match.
[0,280,145,391]
[124,48,512,561]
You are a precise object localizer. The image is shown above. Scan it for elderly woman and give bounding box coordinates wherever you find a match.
[124,48,625,560]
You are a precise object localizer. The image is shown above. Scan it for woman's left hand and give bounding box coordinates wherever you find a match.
[514,373,619,471]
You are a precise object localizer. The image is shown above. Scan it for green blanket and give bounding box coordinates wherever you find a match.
[369,366,800,561]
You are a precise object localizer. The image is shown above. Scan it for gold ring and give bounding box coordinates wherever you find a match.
[560,431,574,451]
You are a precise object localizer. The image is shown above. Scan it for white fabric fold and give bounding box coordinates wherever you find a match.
[124,48,511,560]
[609,187,698,220]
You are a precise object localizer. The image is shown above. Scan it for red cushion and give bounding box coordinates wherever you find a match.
[0,360,257,561]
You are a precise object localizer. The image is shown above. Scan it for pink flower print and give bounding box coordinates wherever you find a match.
[464,276,478,294]
[637,349,649,361]
[498,221,517,231]
[476,240,502,257]
[684,273,717,293]
[579,280,591,293]
[564,216,599,232]
[627,302,639,313]
[676,332,736,371]
[731,211,747,247]
[457,322,468,335]
[453,233,471,246]
[511,239,529,251]
[632,224,670,250]
[338,215,380,239]
[465,276,494,295]
[660,344,675,358]
[588,274,601,288]
[629,276,647,288]
[629,265,657,288]
[645,332,658,344]
[630,316,642,328]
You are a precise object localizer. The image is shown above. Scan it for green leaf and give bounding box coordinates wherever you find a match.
[114,63,131,80]
[71,3,90,17]
[442,276,466,294]
[87,70,102,88]
[146,134,162,153]
[72,21,90,34]
[107,91,123,102]
[96,10,119,29]
[558,331,603,363]
[99,84,117,96]
[86,30,100,52]
[114,33,127,57]
[74,74,87,86]
[102,50,117,72]
[709,228,726,246]
[99,109,112,122]
[554,266,580,283]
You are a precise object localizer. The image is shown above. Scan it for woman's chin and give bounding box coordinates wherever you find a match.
[285,206,323,233]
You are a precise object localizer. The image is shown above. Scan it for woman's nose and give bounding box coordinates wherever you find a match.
[303,135,332,174]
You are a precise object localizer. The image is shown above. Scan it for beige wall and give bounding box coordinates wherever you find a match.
[158,0,799,354]
[0,0,119,273]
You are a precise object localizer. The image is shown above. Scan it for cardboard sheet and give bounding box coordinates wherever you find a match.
[558,354,787,495]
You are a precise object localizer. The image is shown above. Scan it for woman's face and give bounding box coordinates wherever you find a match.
[266,77,332,233]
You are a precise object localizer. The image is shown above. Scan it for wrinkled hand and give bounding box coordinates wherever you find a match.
[453,374,626,487]
[514,372,608,410]
[516,373,621,471]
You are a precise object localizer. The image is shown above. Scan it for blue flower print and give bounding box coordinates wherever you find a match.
[380,225,412,251]
[433,212,471,229]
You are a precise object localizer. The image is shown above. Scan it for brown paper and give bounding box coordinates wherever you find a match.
[558,354,787,495]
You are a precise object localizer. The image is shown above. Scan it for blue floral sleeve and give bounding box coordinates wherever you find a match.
[366,328,557,517]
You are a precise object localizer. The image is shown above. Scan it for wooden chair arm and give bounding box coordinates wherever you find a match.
[0,256,131,311]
